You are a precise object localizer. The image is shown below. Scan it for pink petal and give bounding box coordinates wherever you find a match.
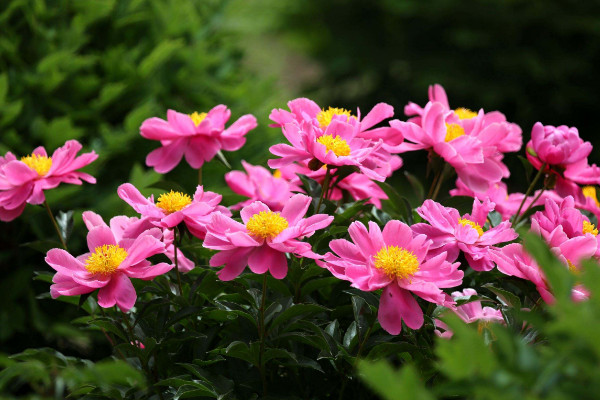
[97,273,137,311]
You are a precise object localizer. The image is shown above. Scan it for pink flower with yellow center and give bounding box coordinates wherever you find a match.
[268,98,401,182]
[46,213,171,311]
[318,220,463,335]
[203,194,333,280]
[0,140,97,221]
[140,105,257,173]
[412,198,518,271]
[118,183,230,240]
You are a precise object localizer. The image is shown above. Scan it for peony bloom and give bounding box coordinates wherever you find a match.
[0,140,97,221]
[412,198,518,271]
[318,220,463,335]
[434,288,504,339]
[269,97,403,153]
[225,161,301,211]
[118,183,230,240]
[490,237,597,304]
[82,211,195,273]
[397,84,523,192]
[526,122,600,185]
[46,214,171,311]
[531,196,600,258]
[140,106,257,173]
[203,194,333,281]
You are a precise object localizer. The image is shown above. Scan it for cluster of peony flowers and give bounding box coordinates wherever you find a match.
[4,86,600,336]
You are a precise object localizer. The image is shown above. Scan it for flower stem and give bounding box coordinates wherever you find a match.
[198,167,203,186]
[43,200,67,250]
[258,273,268,397]
[316,167,331,213]
[431,163,450,201]
[173,227,184,296]
[512,162,547,226]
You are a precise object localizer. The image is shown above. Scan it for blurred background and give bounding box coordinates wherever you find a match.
[2,0,600,361]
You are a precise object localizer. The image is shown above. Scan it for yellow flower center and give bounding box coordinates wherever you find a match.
[583,186,600,208]
[583,220,598,236]
[156,191,192,214]
[85,244,128,275]
[316,107,352,128]
[273,169,282,179]
[21,154,52,176]
[373,246,419,280]
[316,135,351,157]
[458,218,484,237]
[454,107,477,120]
[246,211,289,239]
[445,123,465,142]
[189,111,207,126]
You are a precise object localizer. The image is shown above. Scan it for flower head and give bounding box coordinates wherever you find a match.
[412,198,518,271]
[203,194,333,281]
[0,140,97,221]
[118,183,230,240]
[318,220,463,335]
[140,105,257,173]
[46,213,171,311]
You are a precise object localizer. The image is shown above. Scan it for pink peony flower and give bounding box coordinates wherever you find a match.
[405,84,523,154]
[531,196,600,258]
[117,183,230,240]
[318,220,463,335]
[203,194,333,281]
[490,237,596,304]
[82,211,195,273]
[412,198,518,271]
[434,288,504,339]
[0,140,97,221]
[269,98,403,152]
[526,122,600,185]
[140,106,257,173]
[225,161,301,211]
[46,214,171,311]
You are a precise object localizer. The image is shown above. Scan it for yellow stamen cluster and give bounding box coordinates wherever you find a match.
[458,218,484,237]
[373,246,419,280]
[189,111,207,126]
[445,123,465,142]
[246,211,289,239]
[316,107,352,128]
[85,245,128,275]
[583,220,598,236]
[21,154,52,176]
[316,135,351,157]
[583,186,600,208]
[273,169,282,179]
[156,191,192,214]
[454,107,477,120]
[567,259,579,274]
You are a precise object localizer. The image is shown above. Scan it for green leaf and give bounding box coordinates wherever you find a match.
[358,360,434,400]
[270,303,328,330]
[482,284,521,309]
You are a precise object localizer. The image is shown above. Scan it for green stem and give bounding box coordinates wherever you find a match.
[427,163,443,199]
[258,274,268,397]
[512,162,547,225]
[198,167,203,186]
[43,200,67,250]
[173,227,184,296]
[315,167,332,212]
[431,163,450,201]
